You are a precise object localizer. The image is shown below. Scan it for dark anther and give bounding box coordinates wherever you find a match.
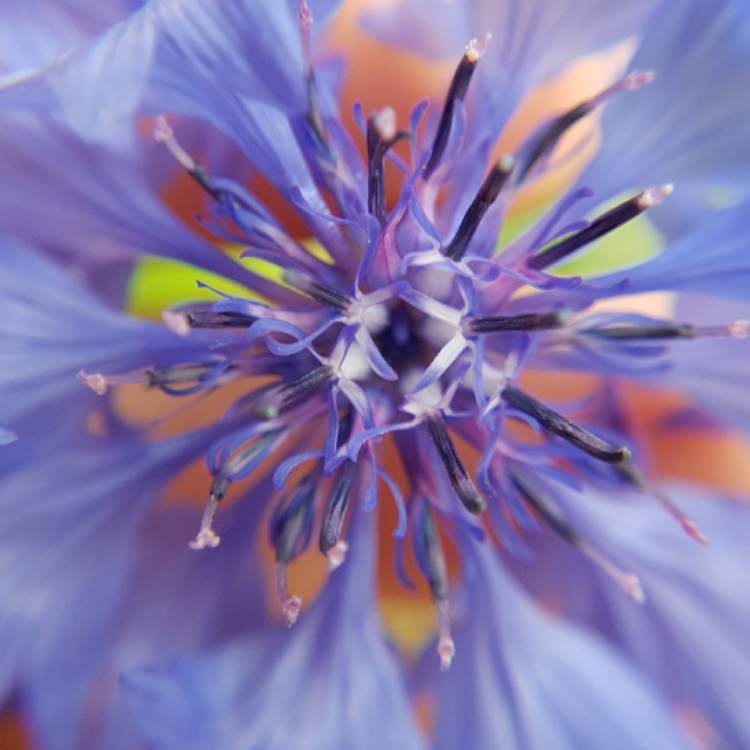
[509,468,581,547]
[367,108,410,226]
[319,408,356,555]
[414,501,449,603]
[427,417,485,513]
[283,269,351,312]
[527,186,672,271]
[501,385,630,464]
[271,475,318,565]
[423,43,482,179]
[468,310,570,335]
[444,155,515,261]
[185,310,257,329]
[514,100,593,184]
[580,323,695,341]
[254,366,332,420]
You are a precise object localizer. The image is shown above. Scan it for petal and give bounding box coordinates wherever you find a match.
[581,0,750,238]
[125,515,425,750]
[538,483,750,750]
[433,543,690,750]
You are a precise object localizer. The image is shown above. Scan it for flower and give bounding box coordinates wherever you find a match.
[2,0,750,748]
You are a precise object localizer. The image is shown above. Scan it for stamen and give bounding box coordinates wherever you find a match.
[77,369,147,395]
[154,116,220,199]
[325,539,349,571]
[367,107,409,225]
[514,71,654,183]
[618,464,707,544]
[527,185,673,271]
[579,542,646,604]
[437,599,455,672]
[423,35,491,179]
[163,307,257,334]
[414,501,455,669]
[581,317,750,342]
[283,269,352,312]
[502,385,629,464]
[444,155,515,261]
[427,417,486,513]
[510,469,644,603]
[276,564,303,628]
[319,462,356,560]
[255,366,333,420]
[188,493,222,550]
[271,476,317,626]
[466,310,571,335]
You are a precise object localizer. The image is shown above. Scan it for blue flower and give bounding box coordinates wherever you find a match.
[1,0,750,747]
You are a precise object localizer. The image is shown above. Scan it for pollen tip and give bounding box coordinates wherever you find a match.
[682,519,708,546]
[77,369,108,396]
[372,106,397,142]
[617,447,632,464]
[438,635,456,672]
[188,528,221,550]
[161,309,191,337]
[638,183,674,209]
[497,154,516,173]
[299,0,313,28]
[623,70,655,91]
[465,33,492,62]
[625,574,646,605]
[282,595,302,627]
[729,319,750,338]
[326,540,349,571]
[152,114,172,143]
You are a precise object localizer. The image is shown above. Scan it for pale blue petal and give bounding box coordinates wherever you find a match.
[433,543,690,750]
[581,0,750,238]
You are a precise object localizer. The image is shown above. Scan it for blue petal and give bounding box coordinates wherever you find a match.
[0,1,141,73]
[363,0,658,135]
[590,199,750,299]
[432,543,690,750]
[125,515,425,750]
[539,483,750,750]
[581,0,750,238]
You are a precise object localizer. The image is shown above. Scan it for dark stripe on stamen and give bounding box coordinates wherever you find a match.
[186,310,257,329]
[509,469,581,546]
[319,461,356,554]
[280,366,333,409]
[501,385,629,464]
[423,50,480,179]
[147,363,218,387]
[468,310,569,334]
[272,477,317,564]
[308,283,351,312]
[515,100,592,184]
[427,417,485,513]
[527,189,665,271]
[415,502,449,602]
[283,269,351,312]
[444,156,515,261]
[580,323,695,341]
[367,109,409,226]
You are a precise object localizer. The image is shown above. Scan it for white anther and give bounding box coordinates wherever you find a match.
[189,495,221,550]
[729,319,750,338]
[153,115,197,172]
[282,595,302,627]
[372,107,397,142]
[621,70,655,91]
[438,635,456,672]
[465,33,492,63]
[326,540,349,571]
[162,310,191,337]
[637,183,674,209]
[77,370,108,396]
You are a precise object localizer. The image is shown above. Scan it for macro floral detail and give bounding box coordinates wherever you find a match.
[2,0,750,748]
